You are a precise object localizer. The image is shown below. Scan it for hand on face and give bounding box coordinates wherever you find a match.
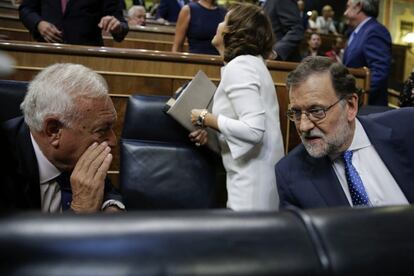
[37,20,63,43]
[98,16,122,34]
[69,141,113,213]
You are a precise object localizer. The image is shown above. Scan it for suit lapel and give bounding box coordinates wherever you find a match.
[17,124,41,209]
[306,155,350,207]
[359,116,414,203]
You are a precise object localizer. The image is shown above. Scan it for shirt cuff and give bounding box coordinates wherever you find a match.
[101,200,126,211]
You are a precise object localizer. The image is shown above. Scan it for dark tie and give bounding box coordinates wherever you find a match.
[56,172,72,211]
[342,150,370,206]
[61,0,68,14]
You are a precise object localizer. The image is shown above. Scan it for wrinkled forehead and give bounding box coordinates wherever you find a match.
[289,73,337,106]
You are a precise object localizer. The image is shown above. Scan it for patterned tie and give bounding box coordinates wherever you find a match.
[342,150,370,206]
[61,0,68,14]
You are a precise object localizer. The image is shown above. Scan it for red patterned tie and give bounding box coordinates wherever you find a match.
[61,0,68,14]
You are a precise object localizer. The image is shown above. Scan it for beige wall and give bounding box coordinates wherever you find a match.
[381,0,414,79]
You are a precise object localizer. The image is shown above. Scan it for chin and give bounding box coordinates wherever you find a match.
[303,141,328,158]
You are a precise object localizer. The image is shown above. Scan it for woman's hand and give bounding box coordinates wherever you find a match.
[191,109,205,126]
[189,128,208,147]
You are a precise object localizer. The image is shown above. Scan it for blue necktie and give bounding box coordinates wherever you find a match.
[56,172,72,211]
[342,150,370,206]
[347,31,357,47]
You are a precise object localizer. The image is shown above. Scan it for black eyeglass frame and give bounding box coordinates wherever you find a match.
[286,96,347,123]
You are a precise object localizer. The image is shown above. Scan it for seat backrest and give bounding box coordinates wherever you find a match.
[294,205,414,275]
[0,210,323,276]
[120,95,226,210]
[0,80,28,122]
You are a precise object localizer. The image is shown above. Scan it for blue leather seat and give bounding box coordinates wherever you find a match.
[0,80,28,122]
[2,206,413,275]
[120,95,226,210]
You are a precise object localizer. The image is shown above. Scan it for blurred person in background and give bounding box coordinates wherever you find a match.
[173,0,226,55]
[325,36,345,63]
[316,5,339,35]
[301,32,324,59]
[128,5,146,26]
[264,0,304,62]
[19,0,128,46]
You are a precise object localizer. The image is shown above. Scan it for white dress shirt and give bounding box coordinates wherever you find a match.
[212,55,284,211]
[316,16,337,34]
[331,119,409,207]
[31,134,62,213]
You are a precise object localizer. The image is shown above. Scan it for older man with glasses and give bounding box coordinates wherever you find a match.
[275,56,414,210]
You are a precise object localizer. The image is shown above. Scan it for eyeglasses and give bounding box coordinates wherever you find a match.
[287,97,345,122]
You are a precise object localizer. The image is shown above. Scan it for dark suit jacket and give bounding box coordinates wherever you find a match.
[156,0,182,23]
[343,18,391,106]
[19,0,128,46]
[275,108,414,209]
[0,117,122,211]
[263,0,304,62]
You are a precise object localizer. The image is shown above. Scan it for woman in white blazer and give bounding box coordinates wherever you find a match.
[189,3,284,211]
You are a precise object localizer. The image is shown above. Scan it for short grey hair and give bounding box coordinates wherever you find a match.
[128,5,146,18]
[21,63,108,131]
[351,0,379,18]
[286,56,361,101]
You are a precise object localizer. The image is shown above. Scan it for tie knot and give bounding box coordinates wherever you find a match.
[342,150,353,162]
[56,172,71,191]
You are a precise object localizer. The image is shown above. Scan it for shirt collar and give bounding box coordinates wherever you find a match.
[30,133,61,184]
[354,17,372,34]
[329,118,371,161]
[348,118,371,151]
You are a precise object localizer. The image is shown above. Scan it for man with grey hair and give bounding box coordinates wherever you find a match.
[0,63,124,213]
[343,0,391,106]
[275,56,414,209]
[128,5,146,26]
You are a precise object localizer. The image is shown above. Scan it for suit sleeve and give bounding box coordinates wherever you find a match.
[216,58,266,160]
[103,0,129,42]
[275,161,298,209]
[264,0,304,61]
[19,0,43,41]
[156,0,168,20]
[103,178,123,204]
[363,26,391,99]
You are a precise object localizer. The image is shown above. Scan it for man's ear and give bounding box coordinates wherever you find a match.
[346,94,359,121]
[44,117,64,147]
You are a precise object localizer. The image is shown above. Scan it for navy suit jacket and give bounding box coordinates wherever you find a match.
[156,0,182,23]
[343,18,391,106]
[263,0,304,62]
[0,117,122,211]
[275,108,414,209]
[19,0,128,46]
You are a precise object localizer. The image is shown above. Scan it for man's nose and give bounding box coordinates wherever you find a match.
[107,129,117,148]
[297,113,315,133]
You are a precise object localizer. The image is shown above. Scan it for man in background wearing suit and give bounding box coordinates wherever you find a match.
[343,0,391,106]
[19,0,128,46]
[156,0,186,23]
[275,56,414,209]
[263,0,304,62]
[0,63,124,213]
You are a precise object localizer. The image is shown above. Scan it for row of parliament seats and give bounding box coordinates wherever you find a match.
[0,205,413,275]
[0,11,404,107]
